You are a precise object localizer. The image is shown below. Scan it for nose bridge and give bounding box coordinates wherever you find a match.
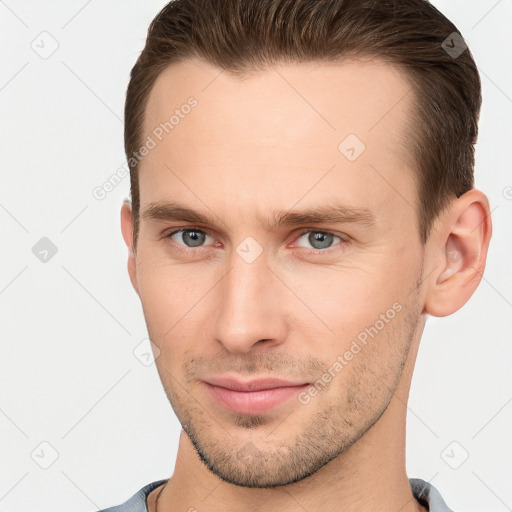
[211,246,285,352]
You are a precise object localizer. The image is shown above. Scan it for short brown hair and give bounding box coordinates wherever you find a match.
[125,0,481,248]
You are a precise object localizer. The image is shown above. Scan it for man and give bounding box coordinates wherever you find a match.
[103,0,492,510]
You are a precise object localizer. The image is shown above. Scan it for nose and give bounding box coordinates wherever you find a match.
[210,250,288,354]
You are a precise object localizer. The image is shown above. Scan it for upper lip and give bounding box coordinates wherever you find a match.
[204,376,309,392]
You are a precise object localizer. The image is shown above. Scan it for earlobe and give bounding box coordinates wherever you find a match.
[423,189,492,317]
[120,199,139,295]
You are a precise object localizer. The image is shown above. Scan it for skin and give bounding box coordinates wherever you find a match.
[120,57,492,512]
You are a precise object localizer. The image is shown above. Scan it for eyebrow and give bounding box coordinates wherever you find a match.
[141,200,376,229]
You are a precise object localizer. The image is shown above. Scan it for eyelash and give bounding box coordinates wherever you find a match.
[164,227,347,255]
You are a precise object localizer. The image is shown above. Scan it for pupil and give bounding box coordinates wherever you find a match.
[184,230,205,247]
[309,232,333,249]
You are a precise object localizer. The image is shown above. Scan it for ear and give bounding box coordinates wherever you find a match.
[120,199,139,295]
[423,188,492,317]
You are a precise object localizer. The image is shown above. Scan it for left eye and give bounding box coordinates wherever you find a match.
[295,230,342,250]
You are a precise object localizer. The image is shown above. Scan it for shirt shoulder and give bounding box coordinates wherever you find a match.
[409,478,455,512]
[94,477,453,511]
[94,479,169,512]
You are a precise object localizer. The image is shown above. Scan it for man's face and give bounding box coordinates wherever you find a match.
[128,58,428,487]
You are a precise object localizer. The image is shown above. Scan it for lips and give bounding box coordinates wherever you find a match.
[205,376,308,391]
[203,376,310,414]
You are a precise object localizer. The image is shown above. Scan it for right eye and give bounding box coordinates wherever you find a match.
[167,228,216,248]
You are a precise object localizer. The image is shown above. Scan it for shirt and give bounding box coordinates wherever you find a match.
[95,477,454,511]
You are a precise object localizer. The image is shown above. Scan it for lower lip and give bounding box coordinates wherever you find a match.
[204,382,310,414]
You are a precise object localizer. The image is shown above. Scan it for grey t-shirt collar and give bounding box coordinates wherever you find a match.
[97,477,454,511]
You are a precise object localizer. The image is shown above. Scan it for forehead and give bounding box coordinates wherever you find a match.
[139,57,417,231]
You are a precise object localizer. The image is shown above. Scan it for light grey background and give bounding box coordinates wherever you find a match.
[1,1,511,511]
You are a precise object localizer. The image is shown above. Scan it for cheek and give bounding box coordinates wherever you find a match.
[137,252,204,314]
[284,263,402,345]
[138,266,201,381]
